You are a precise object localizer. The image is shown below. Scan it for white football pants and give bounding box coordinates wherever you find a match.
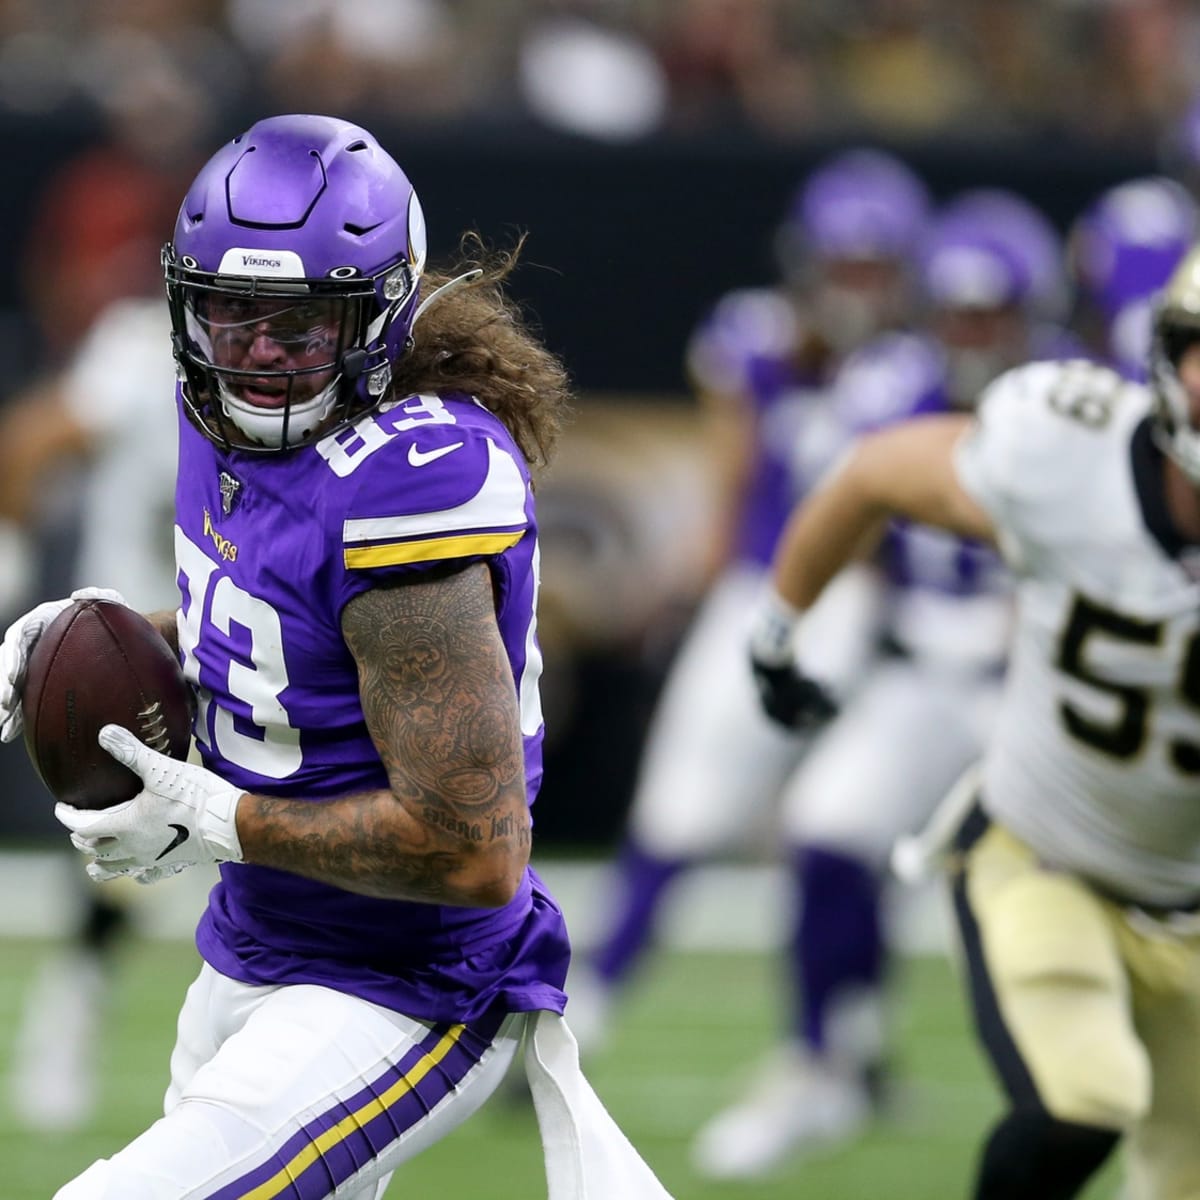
[631,563,880,857]
[782,657,1002,865]
[54,964,674,1199]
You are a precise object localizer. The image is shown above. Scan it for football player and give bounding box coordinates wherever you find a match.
[747,242,1200,1198]
[0,114,673,1199]
[566,148,930,1052]
[692,190,1084,1180]
[1069,175,1199,380]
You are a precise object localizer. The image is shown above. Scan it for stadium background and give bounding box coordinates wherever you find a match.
[0,2,1186,1195]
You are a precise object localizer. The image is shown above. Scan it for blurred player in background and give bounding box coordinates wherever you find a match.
[0,300,180,1135]
[0,113,673,1199]
[747,240,1200,1200]
[566,148,931,1051]
[0,51,209,1131]
[691,190,1085,1180]
[19,37,211,369]
[1069,175,1198,381]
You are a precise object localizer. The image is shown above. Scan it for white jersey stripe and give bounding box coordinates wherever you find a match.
[343,439,527,544]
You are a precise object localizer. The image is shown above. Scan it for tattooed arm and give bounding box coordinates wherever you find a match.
[234,562,531,907]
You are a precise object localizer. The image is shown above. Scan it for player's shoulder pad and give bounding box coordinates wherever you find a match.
[316,392,532,573]
[974,357,1135,451]
[958,358,1139,513]
[686,287,799,392]
[832,331,943,432]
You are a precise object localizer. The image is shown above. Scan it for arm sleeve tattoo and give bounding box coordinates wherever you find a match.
[236,563,531,904]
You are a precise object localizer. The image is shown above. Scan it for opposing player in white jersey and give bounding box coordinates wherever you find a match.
[748,245,1200,1199]
[692,189,1085,1180]
[0,297,179,1131]
[566,149,930,1052]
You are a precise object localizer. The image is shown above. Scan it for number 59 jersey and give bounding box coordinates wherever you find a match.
[172,389,569,1023]
[955,360,1200,907]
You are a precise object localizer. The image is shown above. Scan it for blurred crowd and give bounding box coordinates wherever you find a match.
[2,0,1200,146]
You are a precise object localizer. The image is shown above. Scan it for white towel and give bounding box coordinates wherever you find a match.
[524,1011,676,1199]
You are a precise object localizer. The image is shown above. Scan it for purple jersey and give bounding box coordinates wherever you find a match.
[173,388,569,1023]
[687,288,846,567]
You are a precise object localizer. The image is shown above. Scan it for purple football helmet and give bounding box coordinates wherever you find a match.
[786,148,931,263]
[163,114,427,451]
[1071,176,1198,377]
[919,191,1066,405]
[778,148,931,351]
[922,189,1067,318]
[1072,178,1197,317]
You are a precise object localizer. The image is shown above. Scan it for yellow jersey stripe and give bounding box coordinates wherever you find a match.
[240,1024,467,1200]
[344,530,523,569]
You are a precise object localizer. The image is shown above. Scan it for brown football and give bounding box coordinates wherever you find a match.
[21,599,193,810]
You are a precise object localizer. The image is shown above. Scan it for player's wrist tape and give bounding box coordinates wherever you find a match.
[200,787,245,862]
[749,587,803,666]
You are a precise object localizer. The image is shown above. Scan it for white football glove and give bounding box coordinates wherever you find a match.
[55,723,244,883]
[0,586,127,742]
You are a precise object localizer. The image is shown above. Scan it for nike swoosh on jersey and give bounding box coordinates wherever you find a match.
[156,823,191,861]
[408,441,465,467]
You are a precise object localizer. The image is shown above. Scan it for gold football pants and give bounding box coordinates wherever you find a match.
[952,820,1200,1200]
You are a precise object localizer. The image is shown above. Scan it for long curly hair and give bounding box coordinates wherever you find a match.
[390,235,573,470]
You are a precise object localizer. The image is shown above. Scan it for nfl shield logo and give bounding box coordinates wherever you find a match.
[218,471,242,516]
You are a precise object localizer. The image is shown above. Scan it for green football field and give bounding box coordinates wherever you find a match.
[0,938,1121,1199]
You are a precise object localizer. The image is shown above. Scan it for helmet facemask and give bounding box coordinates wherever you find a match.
[165,251,420,452]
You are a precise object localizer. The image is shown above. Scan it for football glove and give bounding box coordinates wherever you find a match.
[750,654,839,732]
[747,585,839,732]
[0,586,127,742]
[55,723,244,882]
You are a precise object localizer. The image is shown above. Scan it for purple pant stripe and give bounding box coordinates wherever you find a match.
[208,1012,504,1199]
